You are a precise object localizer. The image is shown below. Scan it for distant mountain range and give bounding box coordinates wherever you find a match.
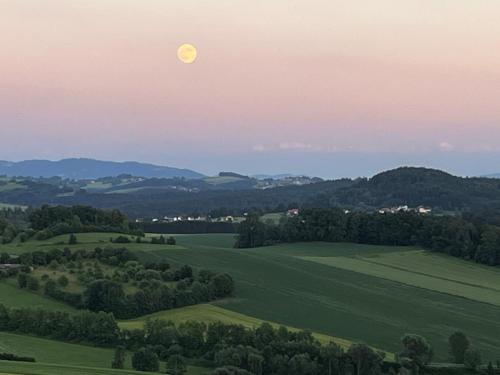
[0,158,204,179]
[483,173,500,178]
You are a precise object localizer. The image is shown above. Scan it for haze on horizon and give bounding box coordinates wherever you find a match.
[1,0,499,178]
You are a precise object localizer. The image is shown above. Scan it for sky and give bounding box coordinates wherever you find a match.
[1,0,499,178]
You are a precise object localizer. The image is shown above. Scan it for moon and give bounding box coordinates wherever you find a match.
[177,43,198,64]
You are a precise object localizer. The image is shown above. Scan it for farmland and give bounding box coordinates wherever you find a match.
[0,282,76,312]
[1,233,500,361]
[0,333,210,375]
[300,250,500,306]
[136,235,500,361]
[119,303,358,351]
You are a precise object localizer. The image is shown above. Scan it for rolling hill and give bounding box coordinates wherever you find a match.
[2,232,500,361]
[0,158,203,179]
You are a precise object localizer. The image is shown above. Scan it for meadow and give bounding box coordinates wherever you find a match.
[137,235,500,361]
[0,282,76,312]
[300,251,500,306]
[0,333,210,375]
[1,233,500,361]
[119,303,357,351]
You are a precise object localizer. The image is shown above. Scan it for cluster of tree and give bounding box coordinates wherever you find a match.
[83,267,234,318]
[150,235,177,245]
[0,352,36,363]
[448,332,484,371]
[16,246,137,268]
[28,205,134,239]
[111,234,176,245]
[10,247,234,318]
[236,209,500,267]
[5,167,500,220]
[17,272,40,291]
[0,304,493,375]
[0,304,119,346]
[0,207,30,244]
[142,221,236,234]
[118,320,432,375]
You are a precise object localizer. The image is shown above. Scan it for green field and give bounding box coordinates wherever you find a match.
[119,303,358,352]
[300,250,500,306]
[0,182,26,193]
[2,233,500,361]
[132,235,500,361]
[0,282,76,312]
[0,232,185,255]
[0,333,209,375]
[260,212,285,224]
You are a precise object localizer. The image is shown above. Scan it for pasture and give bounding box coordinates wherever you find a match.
[0,333,210,375]
[0,282,76,312]
[135,235,500,361]
[300,250,500,306]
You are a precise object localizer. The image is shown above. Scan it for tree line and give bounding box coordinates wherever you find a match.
[0,304,492,375]
[28,204,137,240]
[236,209,500,266]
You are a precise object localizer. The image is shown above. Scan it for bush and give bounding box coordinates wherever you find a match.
[464,348,482,371]
[132,348,160,372]
[0,352,36,362]
[17,273,28,288]
[27,276,40,291]
[112,236,131,244]
[166,354,187,375]
[68,233,78,245]
[111,346,126,369]
[57,275,69,287]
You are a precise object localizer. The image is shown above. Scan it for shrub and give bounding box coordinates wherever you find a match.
[132,347,159,372]
[0,352,36,362]
[57,275,69,287]
[27,276,40,291]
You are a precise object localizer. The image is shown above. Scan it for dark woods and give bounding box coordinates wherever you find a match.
[236,209,500,267]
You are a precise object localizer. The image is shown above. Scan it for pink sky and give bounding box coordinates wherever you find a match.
[1,0,499,176]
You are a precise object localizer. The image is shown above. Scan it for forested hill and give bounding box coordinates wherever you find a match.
[330,167,500,211]
[2,167,500,218]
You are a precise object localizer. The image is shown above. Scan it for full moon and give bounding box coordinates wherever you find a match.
[177,43,197,64]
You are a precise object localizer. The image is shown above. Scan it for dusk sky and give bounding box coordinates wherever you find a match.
[1,0,499,178]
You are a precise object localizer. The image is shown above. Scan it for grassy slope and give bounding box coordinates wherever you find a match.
[0,332,118,368]
[2,233,500,360]
[0,282,76,312]
[300,251,500,306]
[119,304,357,352]
[0,232,185,255]
[134,235,500,361]
[0,333,209,375]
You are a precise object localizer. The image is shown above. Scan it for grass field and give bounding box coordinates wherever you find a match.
[260,213,285,224]
[0,232,185,255]
[0,282,76,312]
[300,251,500,306]
[0,333,210,375]
[119,303,358,352]
[2,233,500,361]
[132,235,500,361]
[0,183,26,193]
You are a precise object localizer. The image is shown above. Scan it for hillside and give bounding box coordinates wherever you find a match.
[2,167,500,219]
[1,233,499,361]
[0,158,203,179]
